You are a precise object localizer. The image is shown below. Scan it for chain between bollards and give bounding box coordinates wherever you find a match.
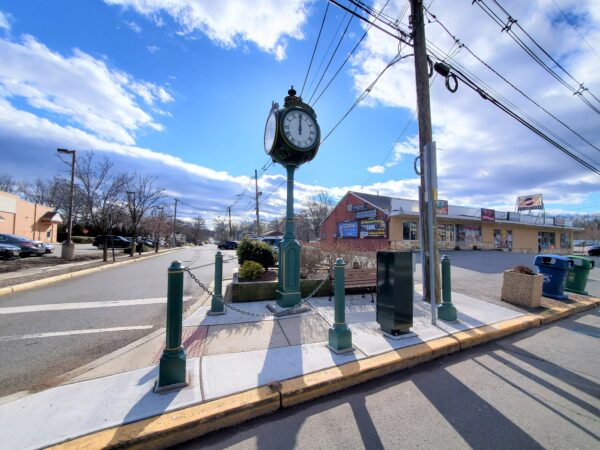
[156,260,188,392]
[438,255,458,322]
[328,258,353,354]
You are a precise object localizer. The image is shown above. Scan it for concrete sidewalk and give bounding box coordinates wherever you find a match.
[0,281,598,450]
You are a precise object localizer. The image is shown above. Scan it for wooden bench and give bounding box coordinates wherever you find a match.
[329,268,376,302]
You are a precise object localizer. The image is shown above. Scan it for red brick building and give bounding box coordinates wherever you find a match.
[321,191,390,251]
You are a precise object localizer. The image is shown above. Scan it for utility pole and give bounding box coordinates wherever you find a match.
[255,169,262,237]
[57,148,76,260]
[410,0,441,307]
[227,206,232,239]
[172,198,178,248]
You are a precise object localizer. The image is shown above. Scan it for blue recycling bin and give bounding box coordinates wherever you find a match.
[534,254,573,301]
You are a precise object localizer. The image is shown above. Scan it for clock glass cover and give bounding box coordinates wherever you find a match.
[282,109,317,149]
[264,111,277,154]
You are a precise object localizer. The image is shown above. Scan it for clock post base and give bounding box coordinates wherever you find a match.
[275,289,301,308]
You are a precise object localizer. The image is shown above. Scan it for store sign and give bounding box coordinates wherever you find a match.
[517,194,543,211]
[481,208,495,221]
[337,221,358,238]
[351,203,369,212]
[355,209,376,219]
[360,219,386,238]
[436,199,448,215]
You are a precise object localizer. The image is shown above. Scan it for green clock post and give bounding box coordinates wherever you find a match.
[264,87,321,307]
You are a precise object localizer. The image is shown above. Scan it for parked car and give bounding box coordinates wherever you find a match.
[588,245,600,256]
[93,235,131,249]
[0,243,21,259]
[217,240,238,250]
[33,241,54,254]
[0,234,46,256]
[260,237,282,253]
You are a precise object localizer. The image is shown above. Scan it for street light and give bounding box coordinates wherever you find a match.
[126,191,135,256]
[57,148,76,260]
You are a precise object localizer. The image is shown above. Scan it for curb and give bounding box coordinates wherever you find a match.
[43,294,600,449]
[0,249,179,298]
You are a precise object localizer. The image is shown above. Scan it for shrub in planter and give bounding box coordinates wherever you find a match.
[236,237,275,269]
[501,265,543,308]
[239,260,264,281]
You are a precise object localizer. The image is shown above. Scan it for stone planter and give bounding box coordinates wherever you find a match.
[501,270,543,308]
[230,273,331,303]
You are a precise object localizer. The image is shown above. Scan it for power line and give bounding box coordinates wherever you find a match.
[473,0,600,115]
[435,58,600,175]
[312,0,393,107]
[307,7,355,104]
[424,6,600,155]
[301,3,330,97]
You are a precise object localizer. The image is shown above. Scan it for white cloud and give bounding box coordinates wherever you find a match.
[350,0,600,207]
[147,45,159,53]
[124,20,142,33]
[0,34,172,144]
[104,0,311,60]
[0,11,10,32]
[367,165,385,173]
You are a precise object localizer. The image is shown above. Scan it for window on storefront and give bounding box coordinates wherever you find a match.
[493,229,512,250]
[456,225,481,245]
[403,221,418,241]
[438,224,455,242]
[538,232,556,250]
[560,232,571,249]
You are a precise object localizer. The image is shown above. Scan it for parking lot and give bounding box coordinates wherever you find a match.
[414,250,600,306]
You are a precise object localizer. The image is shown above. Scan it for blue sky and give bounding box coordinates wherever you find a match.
[0,0,599,225]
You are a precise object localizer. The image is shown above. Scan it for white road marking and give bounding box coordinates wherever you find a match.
[0,325,154,341]
[0,297,191,315]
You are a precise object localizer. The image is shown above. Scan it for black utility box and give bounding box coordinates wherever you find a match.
[376,251,413,335]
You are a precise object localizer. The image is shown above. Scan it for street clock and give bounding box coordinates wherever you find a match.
[264,87,320,166]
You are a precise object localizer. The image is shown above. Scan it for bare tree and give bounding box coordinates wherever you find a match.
[76,152,131,261]
[0,175,17,193]
[126,173,165,255]
[213,218,229,242]
[304,191,335,240]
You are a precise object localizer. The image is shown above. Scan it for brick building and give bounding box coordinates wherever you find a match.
[0,191,62,242]
[321,191,576,254]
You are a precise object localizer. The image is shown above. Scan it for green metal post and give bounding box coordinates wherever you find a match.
[276,164,302,307]
[208,251,225,315]
[328,258,353,353]
[156,261,187,391]
[438,255,458,322]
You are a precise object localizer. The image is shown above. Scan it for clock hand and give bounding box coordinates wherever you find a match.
[298,116,302,136]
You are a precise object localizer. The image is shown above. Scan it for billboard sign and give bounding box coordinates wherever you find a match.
[481,208,495,221]
[436,199,448,215]
[337,221,358,238]
[351,203,369,212]
[359,219,386,238]
[517,194,543,211]
[355,209,377,219]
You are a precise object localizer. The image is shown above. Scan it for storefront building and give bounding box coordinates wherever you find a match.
[0,191,62,242]
[321,192,576,254]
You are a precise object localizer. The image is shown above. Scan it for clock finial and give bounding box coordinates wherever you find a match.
[288,86,296,96]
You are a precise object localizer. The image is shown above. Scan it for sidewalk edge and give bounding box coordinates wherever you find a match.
[0,249,178,298]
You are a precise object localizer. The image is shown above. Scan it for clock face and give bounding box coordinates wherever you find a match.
[282,109,318,149]
[264,111,277,154]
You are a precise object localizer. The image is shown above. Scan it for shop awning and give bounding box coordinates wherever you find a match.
[39,212,63,223]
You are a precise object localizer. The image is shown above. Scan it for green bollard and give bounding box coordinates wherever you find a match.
[208,251,225,315]
[438,255,458,322]
[156,261,188,392]
[328,258,353,354]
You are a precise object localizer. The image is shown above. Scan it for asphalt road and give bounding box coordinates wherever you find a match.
[414,250,600,306]
[177,308,600,450]
[0,245,237,397]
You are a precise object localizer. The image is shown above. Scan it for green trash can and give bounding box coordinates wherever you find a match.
[565,255,595,295]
